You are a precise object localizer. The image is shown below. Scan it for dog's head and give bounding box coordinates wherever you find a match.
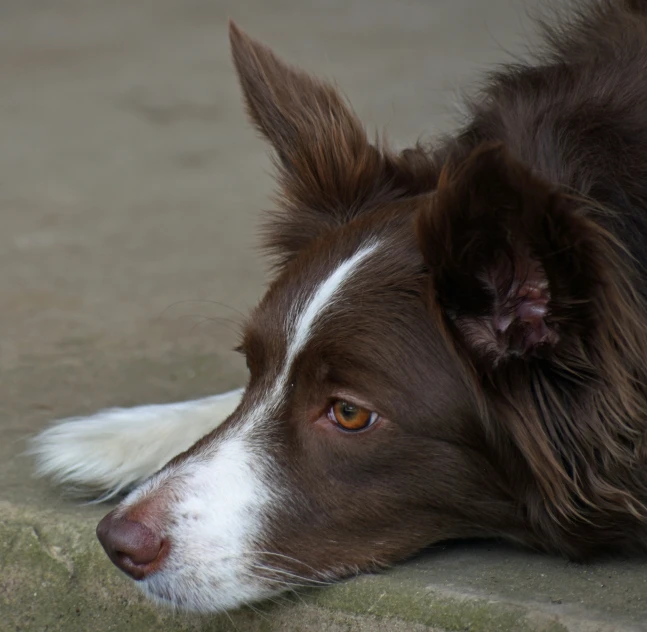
[94,24,642,611]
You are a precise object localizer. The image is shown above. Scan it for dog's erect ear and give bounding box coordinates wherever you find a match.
[417,142,600,367]
[229,22,437,262]
[229,21,370,180]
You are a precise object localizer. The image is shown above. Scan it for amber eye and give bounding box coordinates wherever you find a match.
[329,400,378,432]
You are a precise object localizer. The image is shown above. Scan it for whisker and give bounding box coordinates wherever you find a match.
[248,563,332,587]
[245,550,331,579]
[157,299,248,321]
[248,576,321,590]
[243,601,270,621]
[223,608,241,632]
[178,313,242,327]
[282,586,308,607]
[184,315,242,337]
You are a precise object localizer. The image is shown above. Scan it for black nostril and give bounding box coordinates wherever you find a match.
[97,510,165,580]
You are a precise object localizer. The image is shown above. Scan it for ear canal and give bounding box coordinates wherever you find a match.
[476,251,559,358]
[418,142,597,366]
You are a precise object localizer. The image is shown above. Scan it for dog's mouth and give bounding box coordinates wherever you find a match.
[133,559,289,613]
[136,579,178,607]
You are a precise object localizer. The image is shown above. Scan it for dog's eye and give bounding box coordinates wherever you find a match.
[329,400,378,432]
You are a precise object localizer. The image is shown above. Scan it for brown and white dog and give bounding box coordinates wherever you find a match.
[31,0,647,613]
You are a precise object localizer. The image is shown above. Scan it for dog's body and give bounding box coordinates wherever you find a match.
[31,0,647,613]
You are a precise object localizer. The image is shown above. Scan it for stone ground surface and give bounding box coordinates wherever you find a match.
[1,0,646,630]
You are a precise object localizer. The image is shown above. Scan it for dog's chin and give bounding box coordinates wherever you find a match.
[136,570,278,614]
[137,582,186,613]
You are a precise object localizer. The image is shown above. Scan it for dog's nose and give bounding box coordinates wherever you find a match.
[96,510,166,580]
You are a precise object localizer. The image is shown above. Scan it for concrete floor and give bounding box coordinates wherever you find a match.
[1,0,646,630]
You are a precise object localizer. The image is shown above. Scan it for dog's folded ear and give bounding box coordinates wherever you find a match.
[417,142,601,367]
[229,22,437,262]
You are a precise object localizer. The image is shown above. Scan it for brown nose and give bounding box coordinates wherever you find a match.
[96,510,166,580]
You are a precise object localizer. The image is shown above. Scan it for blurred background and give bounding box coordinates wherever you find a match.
[1,0,538,501]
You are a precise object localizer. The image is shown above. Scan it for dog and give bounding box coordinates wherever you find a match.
[30,0,647,613]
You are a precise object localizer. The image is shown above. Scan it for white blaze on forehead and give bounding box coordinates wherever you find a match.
[266,240,380,408]
[287,240,380,362]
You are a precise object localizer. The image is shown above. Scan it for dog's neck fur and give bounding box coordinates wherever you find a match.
[423,7,647,553]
